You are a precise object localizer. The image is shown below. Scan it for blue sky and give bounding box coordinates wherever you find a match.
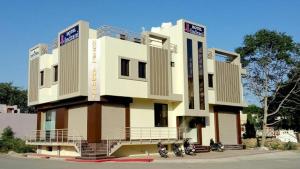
[0,0,299,105]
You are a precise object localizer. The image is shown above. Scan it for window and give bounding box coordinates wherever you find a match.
[208,74,213,88]
[187,39,194,109]
[53,65,58,82]
[154,103,168,127]
[40,71,44,86]
[198,41,205,110]
[121,59,129,76]
[138,62,146,78]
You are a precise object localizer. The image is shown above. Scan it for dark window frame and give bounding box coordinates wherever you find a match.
[208,74,214,88]
[187,39,194,109]
[121,59,130,76]
[138,62,146,79]
[53,65,58,82]
[154,103,168,127]
[198,41,205,110]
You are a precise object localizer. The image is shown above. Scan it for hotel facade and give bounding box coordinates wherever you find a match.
[27,19,246,157]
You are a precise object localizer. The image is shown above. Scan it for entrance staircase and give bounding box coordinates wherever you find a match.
[224,144,244,150]
[192,144,211,153]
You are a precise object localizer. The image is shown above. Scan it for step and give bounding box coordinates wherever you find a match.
[224,144,243,150]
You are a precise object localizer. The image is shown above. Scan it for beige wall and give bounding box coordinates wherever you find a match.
[37,146,79,157]
[68,106,87,139]
[99,36,148,98]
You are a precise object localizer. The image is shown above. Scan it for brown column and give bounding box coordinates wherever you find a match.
[55,107,68,129]
[125,103,130,140]
[56,107,68,142]
[214,111,220,143]
[87,102,101,143]
[236,112,242,144]
[197,124,203,145]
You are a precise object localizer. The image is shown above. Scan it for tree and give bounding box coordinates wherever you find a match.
[268,63,300,131]
[243,104,263,130]
[1,126,15,140]
[0,82,34,113]
[235,29,300,147]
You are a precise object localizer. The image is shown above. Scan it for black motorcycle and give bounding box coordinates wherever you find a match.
[172,143,183,157]
[210,138,224,152]
[157,142,168,158]
[183,138,196,155]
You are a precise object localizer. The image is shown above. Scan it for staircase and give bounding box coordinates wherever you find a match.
[224,144,244,150]
[77,142,109,160]
[193,144,210,153]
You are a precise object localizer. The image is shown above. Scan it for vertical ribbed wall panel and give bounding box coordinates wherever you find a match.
[215,61,241,104]
[59,39,79,96]
[149,46,169,96]
[29,58,39,102]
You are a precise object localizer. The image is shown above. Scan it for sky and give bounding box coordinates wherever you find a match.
[0,0,299,105]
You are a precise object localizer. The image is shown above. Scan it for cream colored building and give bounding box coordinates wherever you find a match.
[27,19,246,158]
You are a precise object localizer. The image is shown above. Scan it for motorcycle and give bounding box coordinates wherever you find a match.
[157,142,168,158]
[210,138,224,152]
[183,138,196,155]
[172,143,183,157]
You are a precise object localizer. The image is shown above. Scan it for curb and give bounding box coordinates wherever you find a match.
[65,158,154,163]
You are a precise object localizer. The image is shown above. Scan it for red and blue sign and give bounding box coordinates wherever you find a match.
[185,22,204,37]
[60,25,79,46]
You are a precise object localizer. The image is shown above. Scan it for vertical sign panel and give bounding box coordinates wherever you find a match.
[88,39,100,101]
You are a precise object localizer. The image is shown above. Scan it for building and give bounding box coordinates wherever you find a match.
[0,104,36,138]
[26,19,247,157]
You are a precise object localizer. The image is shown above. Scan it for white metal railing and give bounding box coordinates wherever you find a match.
[106,127,186,156]
[26,129,84,156]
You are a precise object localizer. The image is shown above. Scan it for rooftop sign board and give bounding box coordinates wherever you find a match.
[184,22,204,37]
[60,25,79,46]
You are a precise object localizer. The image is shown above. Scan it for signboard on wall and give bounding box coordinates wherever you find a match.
[60,25,79,46]
[184,22,204,37]
[29,44,48,59]
[88,39,100,101]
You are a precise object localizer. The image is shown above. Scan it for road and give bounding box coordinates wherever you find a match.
[0,151,299,169]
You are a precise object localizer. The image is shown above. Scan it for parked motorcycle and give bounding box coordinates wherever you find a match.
[172,143,183,157]
[210,138,224,152]
[183,138,196,155]
[157,142,168,158]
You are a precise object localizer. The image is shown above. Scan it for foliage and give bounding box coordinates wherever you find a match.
[235,29,300,146]
[1,126,14,140]
[243,105,263,138]
[283,141,297,150]
[0,127,35,153]
[243,104,263,130]
[268,64,300,131]
[0,82,35,113]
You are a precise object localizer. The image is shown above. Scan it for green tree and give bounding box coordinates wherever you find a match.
[235,29,300,147]
[0,82,34,113]
[1,126,14,140]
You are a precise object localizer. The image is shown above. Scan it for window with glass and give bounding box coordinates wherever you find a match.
[208,74,213,88]
[40,71,44,86]
[138,62,146,78]
[53,65,58,82]
[198,41,205,110]
[154,103,168,127]
[121,59,130,76]
[187,39,194,109]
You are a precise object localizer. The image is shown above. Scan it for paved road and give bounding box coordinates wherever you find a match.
[0,151,299,169]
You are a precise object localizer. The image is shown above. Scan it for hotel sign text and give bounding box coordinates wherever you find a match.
[185,22,204,37]
[60,25,79,46]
